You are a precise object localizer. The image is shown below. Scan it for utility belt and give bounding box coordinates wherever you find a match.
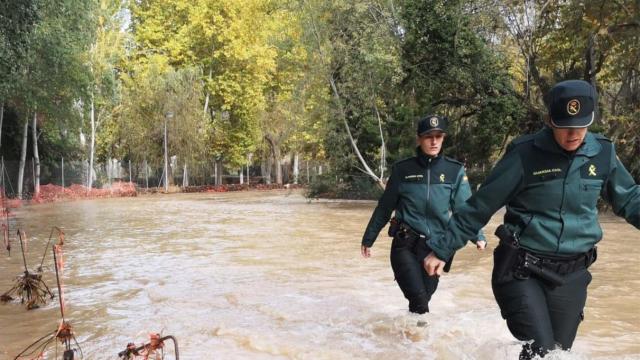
[387,218,454,272]
[493,224,597,286]
[388,218,427,248]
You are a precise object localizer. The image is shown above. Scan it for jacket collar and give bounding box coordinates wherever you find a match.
[415,146,442,167]
[533,127,601,158]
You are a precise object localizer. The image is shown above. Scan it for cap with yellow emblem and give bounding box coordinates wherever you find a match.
[545,80,597,128]
[417,115,448,136]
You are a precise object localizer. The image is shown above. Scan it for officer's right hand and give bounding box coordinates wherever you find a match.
[423,252,446,276]
[361,245,371,258]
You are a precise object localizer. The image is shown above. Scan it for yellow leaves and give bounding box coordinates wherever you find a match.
[128,0,323,160]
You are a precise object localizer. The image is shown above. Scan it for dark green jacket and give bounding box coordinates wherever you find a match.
[362,148,485,247]
[429,127,640,260]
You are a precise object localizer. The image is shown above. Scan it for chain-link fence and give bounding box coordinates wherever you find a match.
[0,157,327,199]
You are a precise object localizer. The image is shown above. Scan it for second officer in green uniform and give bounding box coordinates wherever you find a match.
[361,115,485,314]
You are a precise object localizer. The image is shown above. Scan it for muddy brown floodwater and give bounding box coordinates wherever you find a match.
[0,190,638,359]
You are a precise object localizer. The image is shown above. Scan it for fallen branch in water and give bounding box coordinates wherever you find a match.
[1,230,54,309]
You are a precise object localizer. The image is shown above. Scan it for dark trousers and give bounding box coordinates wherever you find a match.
[390,237,439,314]
[492,268,592,359]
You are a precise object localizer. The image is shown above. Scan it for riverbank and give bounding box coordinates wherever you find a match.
[7,182,305,206]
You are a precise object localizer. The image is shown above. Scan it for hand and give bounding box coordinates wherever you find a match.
[476,240,487,251]
[423,252,446,276]
[361,245,371,258]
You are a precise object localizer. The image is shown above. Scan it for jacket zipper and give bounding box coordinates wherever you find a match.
[427,158,432,202]
[556,154,575,252]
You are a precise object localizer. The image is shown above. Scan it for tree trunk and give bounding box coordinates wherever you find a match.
[264,134,282,185]
[306,160,310,184]
[89,94,96,189]
[144,159,149,189]
[163,118,169,191]
[246,155,251,185]
[293,153,299,184]
[32,112,40,196]
[239,168,243,184]
[374,102,386,180]
[215,159,223,185]
[203,68,212,117]
[0,102,4,149]
[262,153,272,185]
[213,160,218,185]
[275,154,282,185]
[182,163,188,187]
[17,114,29,199]
[584,33,598,91]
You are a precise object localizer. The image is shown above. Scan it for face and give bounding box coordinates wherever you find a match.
[551,126,588,151]
[417,131,445,156]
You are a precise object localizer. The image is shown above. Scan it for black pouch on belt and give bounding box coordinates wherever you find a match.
[388,217,400,237]
[492,225,522,285]
[392,228,416,249]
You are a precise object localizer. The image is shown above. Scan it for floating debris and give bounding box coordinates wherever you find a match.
[37,227,65,273]
[118,333,180,360]
[1,230,54,309]
[2,223,9,255]
[14,236,83,359]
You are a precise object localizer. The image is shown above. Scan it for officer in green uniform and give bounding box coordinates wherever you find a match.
[424,80,640,358]
[361,115,486,314]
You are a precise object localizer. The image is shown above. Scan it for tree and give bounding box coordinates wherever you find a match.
[11,0,95,198]
[302,0,405,189]
[0,0,40,150]
[131,0,280,178]
[85,0,128,189]
[114,56,206,188]
[402,1,524,163]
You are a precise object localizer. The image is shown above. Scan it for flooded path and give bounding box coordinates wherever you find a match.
[0,190,638,359]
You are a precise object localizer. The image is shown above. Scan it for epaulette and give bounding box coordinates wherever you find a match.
[393,156,416,166]
[592,132,612,142]
[506,133,536,152]
[443,156,463,166]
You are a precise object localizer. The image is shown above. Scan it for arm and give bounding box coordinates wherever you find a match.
[361,165,400,248]
[451,167,486,247]
[605,145,640,228]
[429,149,525,261]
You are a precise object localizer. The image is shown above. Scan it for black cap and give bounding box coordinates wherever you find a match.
[417,115,448,136]
[545,80,597,128]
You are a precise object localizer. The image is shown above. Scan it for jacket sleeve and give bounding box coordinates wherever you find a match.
[429,149,524,260]
[605,144,640,229]
[450,167,486,243]
[361,165,400,247]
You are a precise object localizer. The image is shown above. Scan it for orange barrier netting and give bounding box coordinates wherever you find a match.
[31,182,137,203]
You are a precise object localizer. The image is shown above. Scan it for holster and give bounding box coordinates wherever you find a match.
[389,219,455,273]
[493,224,595,287]
[388,217,400,238]
[391,222,423,250]
[492,225,523,285]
